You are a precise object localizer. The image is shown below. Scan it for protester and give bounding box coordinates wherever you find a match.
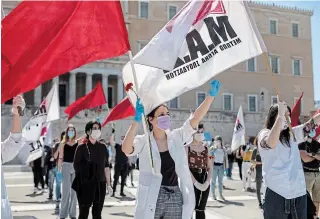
[235,147,243,180]
[241,137,255,192]
[1,95,26,219]
[73,120,112,219]
[226,144,234,179]
[44,143,54,199]
[257,100,320,219]
[299,119,320,216]
[211,136,228,201]
[186,124,212,219]
[99,139,113,194]
[110,129,128,197]
[58,125,78,219]
[127,156,137,187]
[250,139,263,209]
[30,155,45,193]
[122,80,220,219]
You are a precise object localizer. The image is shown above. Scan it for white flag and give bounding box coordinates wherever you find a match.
[231,105,245,152]
[123,0,266,114]
[18,84,60,163]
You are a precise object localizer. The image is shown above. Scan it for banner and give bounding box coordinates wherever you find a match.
[18,84,60,163]
[231,105,246,151]
[122,0,266,114]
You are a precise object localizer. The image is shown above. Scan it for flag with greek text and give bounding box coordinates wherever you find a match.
[122,0,266,114]
[231,105,246,151]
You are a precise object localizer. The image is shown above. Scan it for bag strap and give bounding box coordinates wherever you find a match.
[86,143,91,162]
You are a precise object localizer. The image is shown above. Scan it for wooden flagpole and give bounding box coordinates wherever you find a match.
[262,52,296,141]
[128,51,155,174]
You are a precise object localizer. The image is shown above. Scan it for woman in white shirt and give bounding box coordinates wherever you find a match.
[122,80,221,219]
[210,136,228,201]
[258,100,320,219]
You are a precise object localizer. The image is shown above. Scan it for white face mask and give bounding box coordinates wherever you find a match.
[194,133,204,142]
[91,130,101,140]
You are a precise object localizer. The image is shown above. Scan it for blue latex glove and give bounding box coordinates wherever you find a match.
[134,98,144,122]
[209,80,221,97]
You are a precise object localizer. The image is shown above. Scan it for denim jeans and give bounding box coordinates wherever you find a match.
[263,188,307,219]
[211,164,224,196]
[51,168,61,201]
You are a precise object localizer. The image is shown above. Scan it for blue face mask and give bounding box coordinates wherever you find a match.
[309,129,316,138]
[68,131,75,138]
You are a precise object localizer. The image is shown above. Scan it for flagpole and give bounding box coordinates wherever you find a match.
[262,52,296,141]
[128,51,155,174]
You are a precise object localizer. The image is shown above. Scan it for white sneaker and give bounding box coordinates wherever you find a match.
[218,195,226,201]
[212,194,217,200]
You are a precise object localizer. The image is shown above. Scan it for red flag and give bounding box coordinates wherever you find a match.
[1,1,130,103]
[65,82,106,120]
[291,92,304,127]
[314,109,320,139]
[102,97,135,127]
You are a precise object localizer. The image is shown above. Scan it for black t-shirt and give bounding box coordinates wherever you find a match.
[74,141,109,181]
[299,140,320,172]
[160,150,178,186]
[63,143,78,163]
[115,143,128,165]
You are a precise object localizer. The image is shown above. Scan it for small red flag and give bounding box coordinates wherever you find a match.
[65,83,106,121]
[102,97,135,127]
[291,92,304,127]
[314,109,320,140]
[1,1,130,103]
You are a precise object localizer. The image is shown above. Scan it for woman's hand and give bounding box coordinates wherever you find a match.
[209,80,221,97]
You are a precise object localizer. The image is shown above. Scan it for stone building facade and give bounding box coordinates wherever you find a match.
[1,1,315,150]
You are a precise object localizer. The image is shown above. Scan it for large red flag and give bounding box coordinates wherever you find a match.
[65,82,106,120]
[102,97,135,127]
[291,92,304,127]
[314,109,320,140]
[1,1,130,103]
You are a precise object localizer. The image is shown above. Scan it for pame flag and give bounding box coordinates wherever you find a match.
[231,105,246,151]
[18,84,59,163]
[123,0,266,114]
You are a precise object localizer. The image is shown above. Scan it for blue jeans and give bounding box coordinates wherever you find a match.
[211,164,224,196]
[54,168,61,202]
[263,188,307,219]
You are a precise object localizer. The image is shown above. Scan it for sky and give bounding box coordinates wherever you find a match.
[261,1,320,102]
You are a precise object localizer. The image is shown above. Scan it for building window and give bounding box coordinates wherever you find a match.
[197,92,206,107]
[270,20,277,35]
[59,84,67,107]
[169,97,179,108]
[294,97,303,112]
[138,41,147,51]
[168,5,177,20]
[292,23,299,37]
[292,59,301,76]
[270,56,279,74]
[223,93,233,111]
[247,58,256,72]
[139,1,148,18]
[271,96,277,106]
[248,95,258,112]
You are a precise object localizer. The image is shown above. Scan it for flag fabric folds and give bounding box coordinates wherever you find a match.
[1,0,129,103]
[65,82,107,120]
[231,105,246,152]
[102,97,135,127]
[291,92,304,127]
[314,109,320,140]
[122,0,266,114]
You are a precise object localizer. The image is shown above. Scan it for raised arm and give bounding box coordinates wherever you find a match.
[122,99,144,155]
[190,80,220,129]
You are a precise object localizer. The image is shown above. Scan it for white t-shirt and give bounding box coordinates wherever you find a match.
[258,126,306,199]
[213,148,225,164]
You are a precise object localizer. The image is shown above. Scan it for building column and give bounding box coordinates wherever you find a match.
[102,74,109,105]
[34,85,42,106]
[69,72,76,105]
[117,76,124,103]
[86,73,92,94]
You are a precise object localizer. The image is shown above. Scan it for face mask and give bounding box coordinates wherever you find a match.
[91,129,101,140]
[309,129,316,138]
[156,115,171,130]
[194,133,204,142]
[67,131,75,138]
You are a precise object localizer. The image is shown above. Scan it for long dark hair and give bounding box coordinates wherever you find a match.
[265,104,292,147]
[146,104,168,132]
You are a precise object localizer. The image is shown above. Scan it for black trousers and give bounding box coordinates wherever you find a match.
[237,160,243,180]
[191,169,210,219]
[33,167,44,189]
[256,167,263,205]
[78,182,106,219]
[113,164,128,194]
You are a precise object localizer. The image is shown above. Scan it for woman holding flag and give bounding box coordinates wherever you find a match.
[122,80,220,219]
